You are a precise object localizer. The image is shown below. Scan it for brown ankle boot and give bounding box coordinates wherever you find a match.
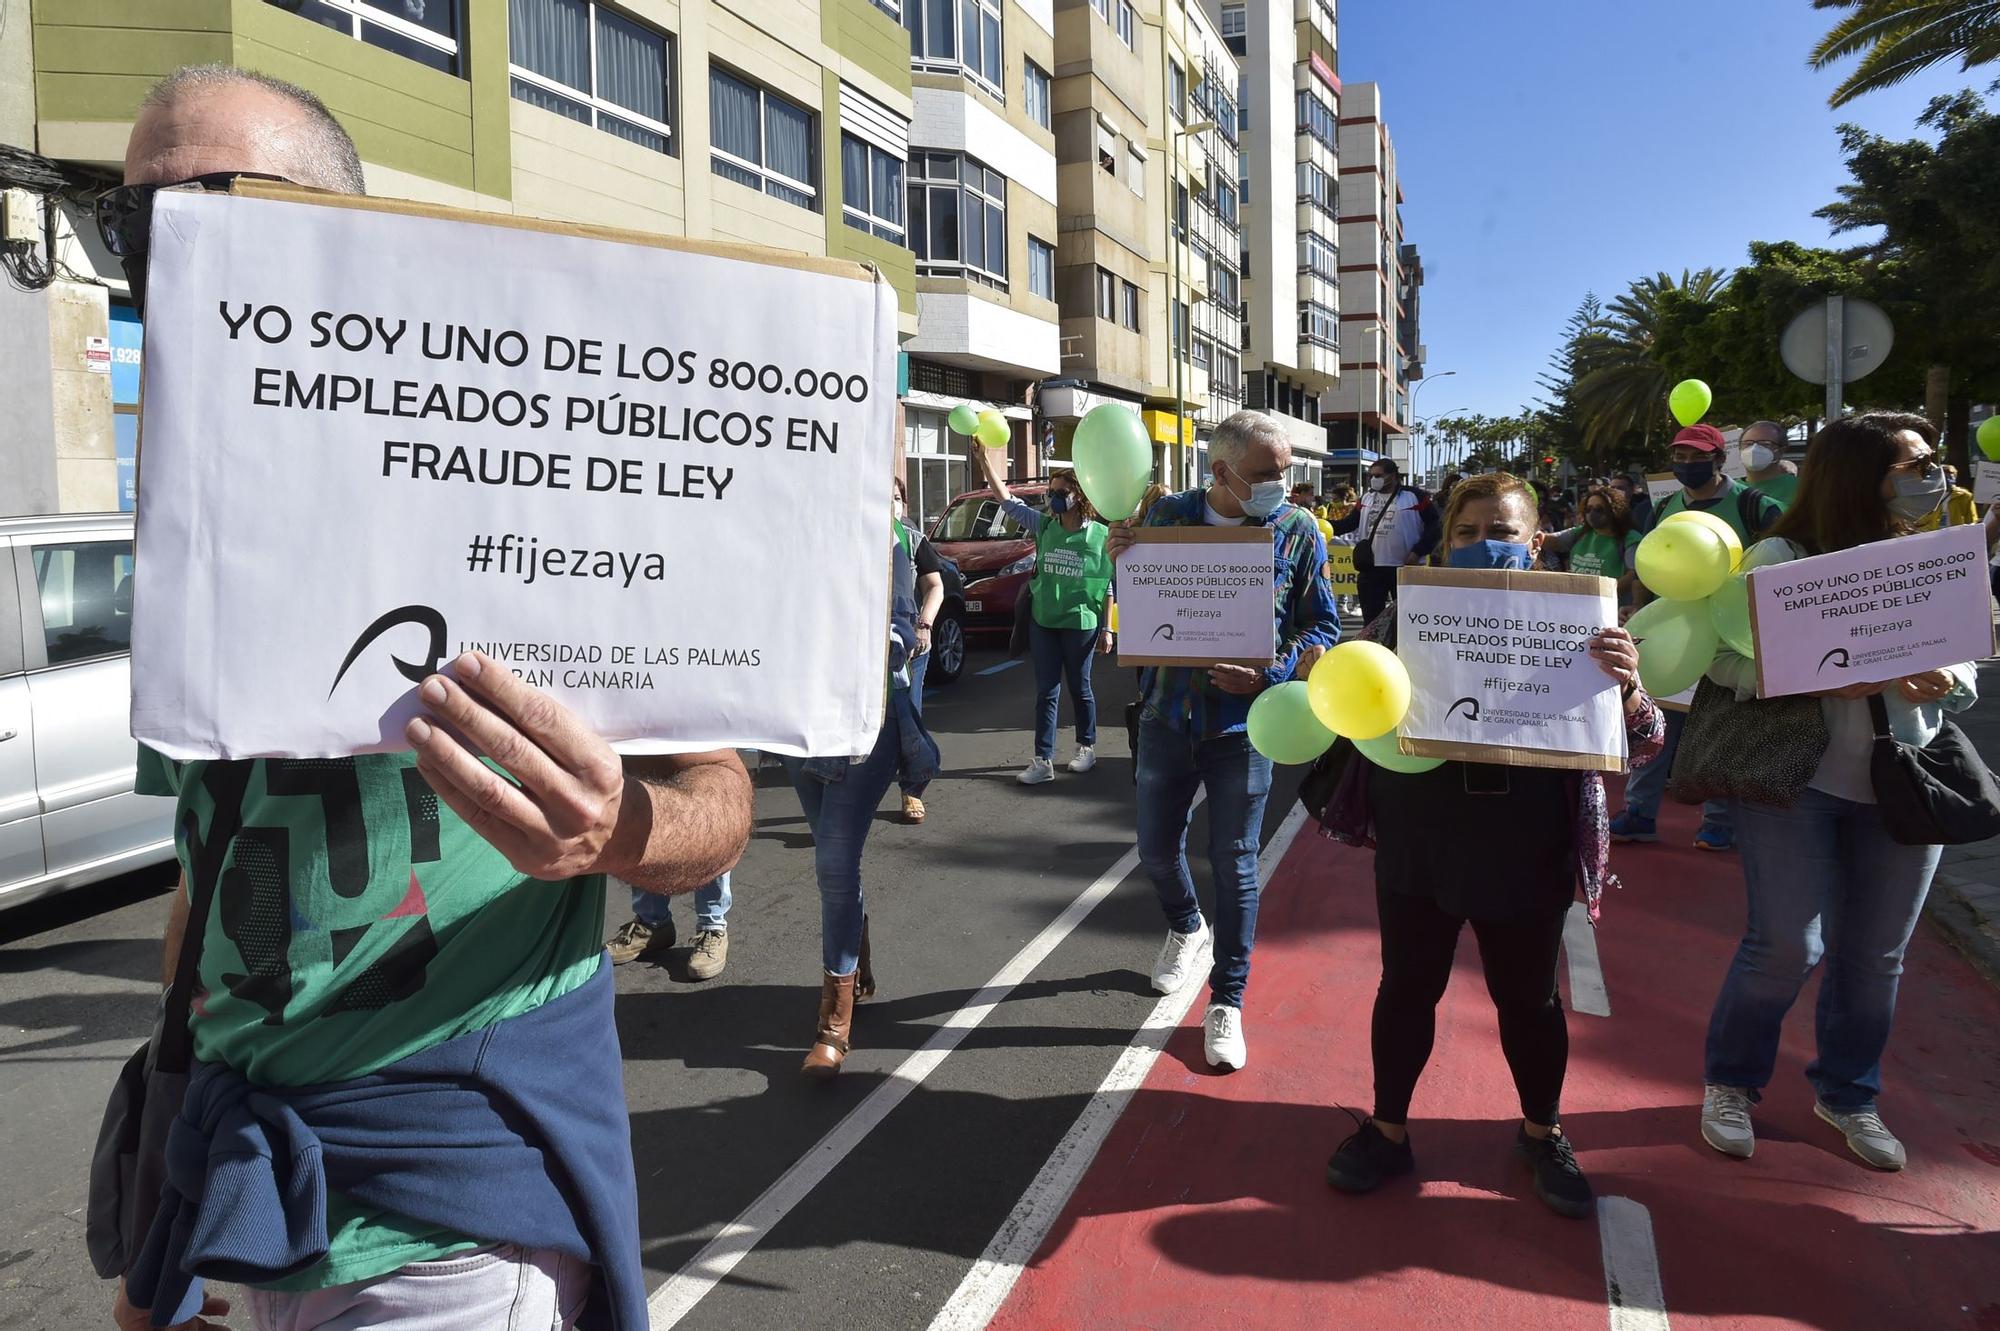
[801,970,856,1078]
[856,917,875,1002]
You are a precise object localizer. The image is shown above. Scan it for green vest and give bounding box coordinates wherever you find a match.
[1656,480,1763,543]
[1568,527,1635,580]
[1032,517,1111,630]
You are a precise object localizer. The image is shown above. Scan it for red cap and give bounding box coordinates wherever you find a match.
[1671,424,1727,453]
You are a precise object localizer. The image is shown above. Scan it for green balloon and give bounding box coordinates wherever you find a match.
[1710,573,1755,658]
[1635,598,1719,698]
[1071,403,1155,521]
[1669,378,1712,427]
[1624,597,1684,639]
[1246,682,1336,765]
[948,404,979,435]
[1355,729,1444,774]
[1979,415,2000,462]
[975,413,1011,448]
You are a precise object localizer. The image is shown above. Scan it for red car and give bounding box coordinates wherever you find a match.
[928,478,1055,641]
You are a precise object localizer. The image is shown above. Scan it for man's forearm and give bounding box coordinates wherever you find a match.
[607,753,752,893]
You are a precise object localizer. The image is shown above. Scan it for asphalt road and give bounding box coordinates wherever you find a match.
[0,645,1303,1330]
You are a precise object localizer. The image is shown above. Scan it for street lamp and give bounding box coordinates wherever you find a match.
[1414,403,1469,485]
[1170,118,1215,493]
[1407,370,1455,480]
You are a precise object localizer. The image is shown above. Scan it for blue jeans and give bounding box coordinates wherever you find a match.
[1623,707,1732,832]
[1135,714,1273,1008]
[1029,622,1098,761]
[783,720,901,976]
[1703,787,1941,1111]
[631,873,730,934]
[899,650,931,796]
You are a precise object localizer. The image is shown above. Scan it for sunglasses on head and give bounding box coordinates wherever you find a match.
[94,172,293,257]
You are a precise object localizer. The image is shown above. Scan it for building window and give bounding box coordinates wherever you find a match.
[1192,335,1211,372]
[905,0,1004,98]
[1120,279,1140,331]
[1089,0,1108,16]
[1028,235,1055,300]
[1024,59,1051,129]
[1300,231,1339,279]
[1172,180,1189,240]
[509,0,673,153]
[908,151,1008,288]
[1172,299,1189,354]
[1096,267,1117,320]
[870,0,901,17]
[1168,59,1186,123]
[1298,162,1336,217]
[1220,4,1245,38]
[1215,179,1238,228]
[1114,0,1136,49]
[1211,261,1239,311]
[1297,88,1337,150]
[710,68,816,207]
[1127,145,1146,198]
[1301,300,1338,348]
[275,0,461,75]
[841,134,905,241]
[1213,350,1241,396]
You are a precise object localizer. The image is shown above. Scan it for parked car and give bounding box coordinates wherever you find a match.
[924,553,970,687]
[928,480,1055,642]
[1,513,176,909]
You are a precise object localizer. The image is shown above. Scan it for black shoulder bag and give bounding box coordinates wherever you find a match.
[1868,693,2000,847]
[1350,495,1394,574]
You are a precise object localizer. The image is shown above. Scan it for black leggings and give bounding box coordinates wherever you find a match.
[1371,883,1570,1126]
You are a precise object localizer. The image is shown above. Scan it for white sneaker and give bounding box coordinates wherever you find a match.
[1700,1083,1756,1159]
[1203,1004,1246,1071]
[1067,745,1097,774]
[1150,920,1209,994]
[1814,1101,1907,1171]
[1017,757,1056,785]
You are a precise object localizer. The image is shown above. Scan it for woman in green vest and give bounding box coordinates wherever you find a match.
[1540,484,1640,605]
[971,444,1114,784]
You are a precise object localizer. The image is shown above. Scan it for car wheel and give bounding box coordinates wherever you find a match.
[930,606,967,685]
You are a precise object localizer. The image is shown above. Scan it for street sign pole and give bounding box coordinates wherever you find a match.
[1824,295,1844,422]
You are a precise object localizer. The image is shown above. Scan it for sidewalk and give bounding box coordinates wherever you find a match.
[986,800,2000,1331]
[1927,660,2000,983]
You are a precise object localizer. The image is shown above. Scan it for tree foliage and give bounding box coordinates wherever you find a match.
[1810,1,2000,108]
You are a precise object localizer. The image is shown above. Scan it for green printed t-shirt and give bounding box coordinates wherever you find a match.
[1031,518,1112,631]
[137,749,607,1290]
[1567,528,1638,580]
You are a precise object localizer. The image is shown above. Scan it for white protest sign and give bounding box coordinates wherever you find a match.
[1117,528,1277,667]
[1749,524,1996,699]
[132,188,898,759]
[1646,472,1679,507]
[1974,459,2000,506]
[1396,566,1626,772]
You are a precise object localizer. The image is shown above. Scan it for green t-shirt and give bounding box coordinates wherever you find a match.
[1568,527,1639,580]
[1752,472,1799,510]
[1031,518,1112,630]
[137,749,607,1290]
[1652,479,1781,544]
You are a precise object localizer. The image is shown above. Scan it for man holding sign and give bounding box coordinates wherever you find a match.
[105,67,749,1331]
[1106,411,1338,1071]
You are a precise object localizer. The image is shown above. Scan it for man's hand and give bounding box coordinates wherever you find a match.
[407,651,631,880]
[1897,669,1955,705]
[914,625,933,657]
[1294,644,1327,680]
[1208,664,1265,696]
[116,1282,231,1330]
[1098,629,1117,656]
[1106,520,1138,563]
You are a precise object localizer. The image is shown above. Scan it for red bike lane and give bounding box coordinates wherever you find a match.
[986,800,2000,1331]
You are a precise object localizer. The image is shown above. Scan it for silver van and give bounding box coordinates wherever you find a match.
[1,513,175,907]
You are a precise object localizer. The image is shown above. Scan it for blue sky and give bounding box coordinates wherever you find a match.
[1334,0,1984,424]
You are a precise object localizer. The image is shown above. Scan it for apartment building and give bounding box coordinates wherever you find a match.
[1320,80,1416,472]
[1214,0,1339,493]
[3,0,919,514]
[897,0,1063,526]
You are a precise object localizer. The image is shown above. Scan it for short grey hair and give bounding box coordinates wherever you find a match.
[1743,420,1786,442]
[143,64,366,195]
[1208,410,1291,469]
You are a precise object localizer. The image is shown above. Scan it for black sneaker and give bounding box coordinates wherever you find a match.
[1515,1126,1594,1219]
[1325,1120,1415,1194]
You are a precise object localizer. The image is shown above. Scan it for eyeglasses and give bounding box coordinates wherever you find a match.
[94,172,293,258]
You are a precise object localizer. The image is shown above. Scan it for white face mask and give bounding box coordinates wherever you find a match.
[1742,443,1777,472]
[1370,475,1394,493]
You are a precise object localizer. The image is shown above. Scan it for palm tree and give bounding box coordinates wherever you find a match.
[1570,269,1728,458]
[1809,1,2000,108]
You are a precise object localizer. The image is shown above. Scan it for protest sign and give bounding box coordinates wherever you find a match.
[1646,472,1679,507]
[131,185,899,760]
[1395,566,1626,772]
[1327,544,1357,596]
[1749,524,1995,699]
[1974,459,2000,506]
[1117,528,1277,667]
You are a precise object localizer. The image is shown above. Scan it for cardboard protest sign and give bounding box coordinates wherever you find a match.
[1646,472,1679,507]
[1395,566,1626,772]
[132,185,899,759]
[1117,528,1277,667]
[1749,524,1995,699]
[1974,459,2000,506]
[1326,544,1357,595]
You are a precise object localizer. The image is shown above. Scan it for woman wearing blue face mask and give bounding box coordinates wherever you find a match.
[1325,472,1666,1219]
[1696,411,1978,1172]
[971,446,1114,784]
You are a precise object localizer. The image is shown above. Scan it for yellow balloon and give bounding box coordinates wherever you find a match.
[1662,509,1743,572]
[1635,521,1733,602]
[1306,641,1412,740]
[1317,518,1334,541]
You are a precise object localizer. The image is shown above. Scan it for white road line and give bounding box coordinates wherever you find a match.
[925,803,1312,1331]
[647,794,1206,1328]
[1563,901,1611,1018]
[1598,1196,1671,1331]
[975,658,1023,676]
